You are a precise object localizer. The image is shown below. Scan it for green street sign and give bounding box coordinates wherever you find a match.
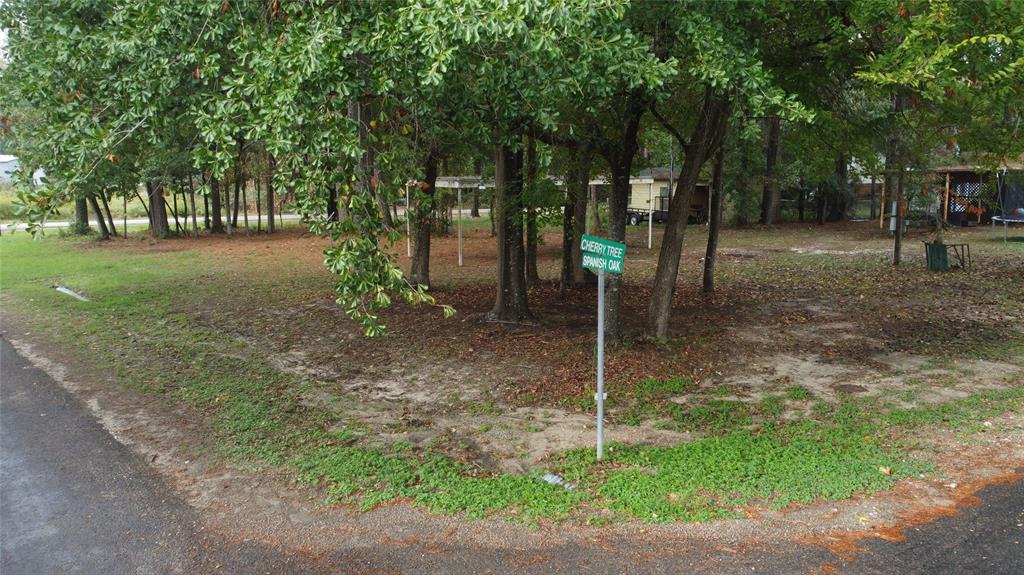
[580,234,626,274]
[581,234,625,459]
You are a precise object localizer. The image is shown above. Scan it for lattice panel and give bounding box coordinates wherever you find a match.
[949,181,986,214]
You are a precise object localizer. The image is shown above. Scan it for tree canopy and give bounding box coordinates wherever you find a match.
[2,0,1021,337]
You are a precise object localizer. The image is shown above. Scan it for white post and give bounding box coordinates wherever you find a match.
[405,185,412,258]
[457,187,463,267]
[648,181,653,249]
[596,269,606,460]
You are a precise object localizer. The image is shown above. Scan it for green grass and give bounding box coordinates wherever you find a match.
[554,403,936,523]
[786,386,813,401]
[1,232,1021,525]
[760,395,784,417]
[669,399,753,432]
[620,376,694,425]
[879,386,1024,430]
[0,184,15,221]
[635,376,693,397]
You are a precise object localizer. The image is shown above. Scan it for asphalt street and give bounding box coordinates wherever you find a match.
[852,478,1024,574]
[1,335,1021,574]
[0,337,321,575]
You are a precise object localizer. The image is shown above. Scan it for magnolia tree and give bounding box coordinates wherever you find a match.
[3,0,1020,338]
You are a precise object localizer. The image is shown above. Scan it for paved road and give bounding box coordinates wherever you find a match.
[0,337,322,574]
[852,479,1024,574]
[2,335,1021,574]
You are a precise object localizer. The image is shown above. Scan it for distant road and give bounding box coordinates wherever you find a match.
[0,208,491,233]
[0,214,304,232]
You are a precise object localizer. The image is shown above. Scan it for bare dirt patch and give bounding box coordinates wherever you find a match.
[98,223,1024,476]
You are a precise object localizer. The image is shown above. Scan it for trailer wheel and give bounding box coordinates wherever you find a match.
[628,214,639,226]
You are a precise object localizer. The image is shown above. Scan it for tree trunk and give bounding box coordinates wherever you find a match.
[265,156,275,233]
[327,186,339,221]
[827,154,849,222]
[525,137,540,286]
[74,196,90,234]
[88,194,110,239]
[587,184,600,234]
[179,181,188,233]
[147,182,170,238]
[487,144,530,321]
[242,178,249,229]
[703,143,726,293]
[411,154,438,287]
[255,170,262,232]
[760,114,781,225]
[489,192,496,237]
[894,165,904,266]
[188,176,199,237]
[815,184,826,225]
[374,187,394,228]
[223,172,233,235]
[100,190,117,237]
[647,94,729,340]
[355,99,393,230]
[210,177,224,233]
[605,165,631,344]
[560,195,573,295]
[472,158,483,218]
[601,95,647,344]
[202,172,211,230]
[797,183,806,223]
[570,150,594,286]
[171,187,183,234]
[869,177,877,220]
[134,189,150,220]
[526,207,539,285]
[891,93,905,266]
[232,162,242,228]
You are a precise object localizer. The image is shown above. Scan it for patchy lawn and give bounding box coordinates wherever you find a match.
[1,220,1022,524]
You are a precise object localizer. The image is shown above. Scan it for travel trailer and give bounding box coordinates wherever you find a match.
[625,168,709,225]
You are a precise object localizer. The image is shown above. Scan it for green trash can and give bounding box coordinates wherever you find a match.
[924,242,950,271]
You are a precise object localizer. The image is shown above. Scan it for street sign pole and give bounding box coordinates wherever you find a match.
[579,233,624,461]
[596,268,605,459]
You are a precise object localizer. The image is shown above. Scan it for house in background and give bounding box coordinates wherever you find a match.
[620,168,710,225]
[0,154,18,184]
[934,159,1024,226]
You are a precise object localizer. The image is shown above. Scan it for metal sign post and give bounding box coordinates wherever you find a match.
[580,234,626,460]
[596,268,605,458]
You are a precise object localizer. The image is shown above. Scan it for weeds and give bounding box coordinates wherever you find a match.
[1,232,1020,525]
